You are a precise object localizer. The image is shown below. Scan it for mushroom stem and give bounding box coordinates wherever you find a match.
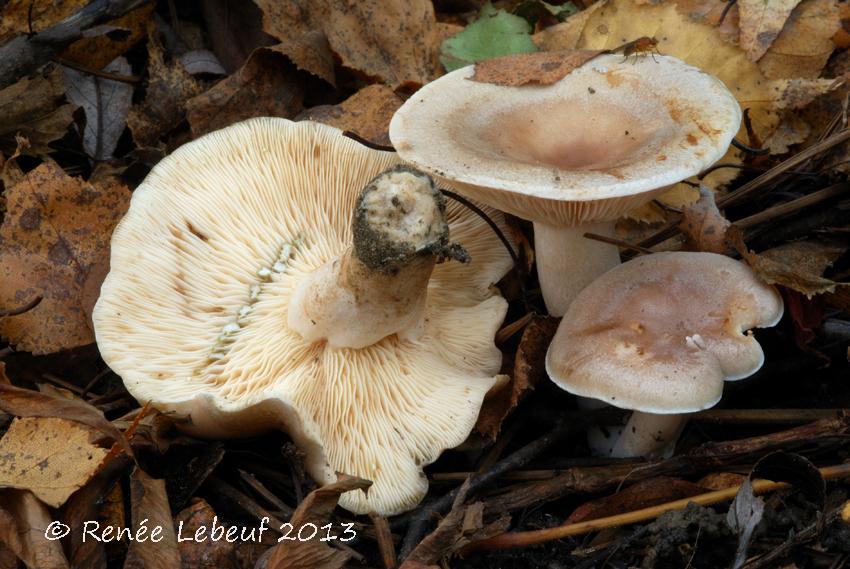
[533,221,621,316]
[288,166,467,349]
[609,411,687,458]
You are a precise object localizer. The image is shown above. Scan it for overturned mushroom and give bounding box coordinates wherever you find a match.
[390,53,741,315]
[93,119,513,515]
[546,252,784,458]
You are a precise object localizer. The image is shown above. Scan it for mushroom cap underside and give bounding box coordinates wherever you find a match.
[92,118,513,515]
[546,252,784,413]
[390,54,742,226]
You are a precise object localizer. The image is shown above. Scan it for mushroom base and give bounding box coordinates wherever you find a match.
[609,411,687,459]
[534,220,621,317]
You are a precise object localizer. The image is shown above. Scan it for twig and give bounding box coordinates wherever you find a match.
[733,183,849,229]
[461,463,850,553]
[0,296,42,317]
[369,513,397,569]
[238,469,295,518]
[395,407,627,559]
[53,56,141,83]
[0,0,152,89]
[732,138,770,156]
[495,313,533,345]
[693,408,844,425]
[583,232,653,255]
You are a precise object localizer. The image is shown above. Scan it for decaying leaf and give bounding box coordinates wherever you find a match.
[476,316,559,438]
[731,230,847,296]
[673,0,740,43]
[179,50,228,76]
[299,84,403,147]
[0,380,132,457]
[257,474,372,569]
[626,183,699,224]
[62,57,134,161]
[0,489,70,569]
[758,0,840,79]
[568,477,708,523]
[401,482,510,568]
[678,185,731,253]
[738,0,803,62]
[0,161,130,354]
[0,0,87,44]
[127,25,204,147]
[0,417,109,508]
[256,0,439,89]
[470,49,602,86]
[124,468,181,569]
[0,65,76,155]
[727,478,766,569]
[441,2,538,72]
[186,45,304,138]
[60,3,155,70]
[176,499,267,569]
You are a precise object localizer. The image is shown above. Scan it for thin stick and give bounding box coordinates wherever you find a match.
[0,296,42,317]
[54,56,141,84]
[583,232,653,255]
[369,513,398,569]
[693,408,844,425]
[342,130,396,152]
[495,313,533,345]
[733,183,849,229]
[461,462,850,553]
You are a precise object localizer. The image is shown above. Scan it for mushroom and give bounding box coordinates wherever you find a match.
[545,251,784,458]
[389,54,742,315]
[92,118,513,515]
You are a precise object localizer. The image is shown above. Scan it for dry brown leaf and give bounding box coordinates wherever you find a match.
[258,474,372,569]
[673,0,740,43]
[0,382,133,457]
[0,417,109,507]
[773,77,843,110]
[678,185,731,253]
[128,25,204,147]
[730,230,847,296]
[300,84,402,147]
[0,0,87,44]
[566,477,707,523]
[0,161,130,353]
[123,468,180,569]
[60,4,155,70]
[698,472,748,490]
[738,0,803,62]
[186,45,304,138]
[0,65,76,155]
[0,489,69,569]
[176,499,267,568]
[255,0,439,89]
[626,183,700,224]
[759,0,840,79]
[532,1,606,50]
[470,50,603,86]
[476,316,560,438]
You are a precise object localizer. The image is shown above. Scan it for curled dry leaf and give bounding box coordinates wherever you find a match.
[678,185,731,253]
[758,0,840,79]
[124,468,180,569]
[300,84,402,147]
[730,229,847,297]
[0,489,70,569]
[186,45,304,138]
[60,3,155,71]
[0,417,109,508]
[476,316,560,438]
[0,382,133,457]
[179,50,227,76]
[176,499,267,569]
[0,161,130,354]
[0,65,76,156]
[738,0,802,62]
[256,0,439,89]
[62,57,134,161]
[258,474,372,569]
[128,25,204,147]
[727,477,765,569]
[470,50,603,86]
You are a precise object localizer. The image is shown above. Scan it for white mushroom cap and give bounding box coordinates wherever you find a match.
[546,252,784,414]
[92,118,513,515]
[389,54,741,226]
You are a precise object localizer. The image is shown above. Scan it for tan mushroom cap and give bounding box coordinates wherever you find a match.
[546,252,783,414]
[92,118,513,515]
[389,54,742,226]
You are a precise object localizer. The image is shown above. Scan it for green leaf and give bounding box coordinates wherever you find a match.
[440,2,539,73]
